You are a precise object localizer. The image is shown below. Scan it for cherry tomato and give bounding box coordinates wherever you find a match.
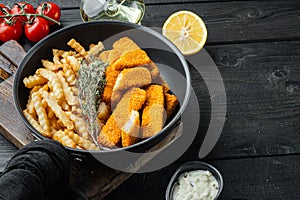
[0,4,10,22]
[0,4,7,15]
[36,2,61,25]
[0,4,5,23]
[0,21,23,42]
[10,2,35,23]
[24,17,49,42]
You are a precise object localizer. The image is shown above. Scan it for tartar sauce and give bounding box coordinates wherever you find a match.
[172,170,219,200]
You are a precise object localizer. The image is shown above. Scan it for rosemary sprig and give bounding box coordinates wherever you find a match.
[76,56,107,148]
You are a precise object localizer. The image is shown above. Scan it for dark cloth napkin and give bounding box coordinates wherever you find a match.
[0,139,88,200]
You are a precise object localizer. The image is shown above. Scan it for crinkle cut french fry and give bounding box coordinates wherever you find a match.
[52,49,64,64]
[67,39,87,57]
[27,97,36,118]
[50,116,62,130]
[65,130,99,150]
[97,102,110,123]
[88,41,104,56]
[62,64,76,86]
[27,86,41,117]
[71,106,83,115]
[61,101,71,111]
[47,106,55,119]
[80,137,99,150]
[32,92,51,133]
[56,119,64,128]
[37,68,64,102]
[71,86,79,96]
[23,109,51,138]
[61,58,68,64]
[76,145,83,149]
[66,56,81,72]
[42,59,63,71]
[41,98,48,108]
[66,111,89,139]
[61,51,75,59]
[52,130,76,148]
[40,91,74,130]
[50,127,58,134]
[57,72,78,106]
[27,85,48,117]
[23,74,48,88]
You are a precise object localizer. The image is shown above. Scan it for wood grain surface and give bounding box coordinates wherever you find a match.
[0,41,33,149]
[201,41,300,159]
[105,154,300,200]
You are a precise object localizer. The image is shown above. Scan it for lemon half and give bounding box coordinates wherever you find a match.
[162,10,208,56]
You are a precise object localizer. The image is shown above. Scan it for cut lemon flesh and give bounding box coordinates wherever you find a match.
[162,10,207,56]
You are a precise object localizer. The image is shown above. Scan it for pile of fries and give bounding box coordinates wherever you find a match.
[23,38,103,150]
[23,37,179,150]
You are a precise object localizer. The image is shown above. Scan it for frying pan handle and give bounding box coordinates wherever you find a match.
[31,134,42,142]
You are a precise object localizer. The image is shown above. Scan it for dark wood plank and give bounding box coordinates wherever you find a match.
[212,155,300,200]
[70,159,131,200]
[0,76,35,148]
[0,54,14,76]
[191,41,300,159]
[0,134,17,172]
[0,40,25,81]
[0,41,34,148]
[104,155,300,200]
[142,0,300,43]
[0,55,11,80]
[0,40,26,67]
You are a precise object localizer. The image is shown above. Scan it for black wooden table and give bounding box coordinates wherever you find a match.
[1,0,300,199]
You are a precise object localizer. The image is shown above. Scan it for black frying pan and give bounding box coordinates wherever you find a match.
[13,21,191,157]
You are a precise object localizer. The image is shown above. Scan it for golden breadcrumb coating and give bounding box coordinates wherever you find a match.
[102,85,113,104]
[99,115,122,147]
[99,37,140,64]
[153,75,170,93]
[99,88,146,147]
[113,67,151,92]
[164,93,179,119]
[143,62,160,80]
[99,50,110,63]
[121,110,140,147]
[145,84,164,105]
[111,49,152,71]
[113,37,140,51]
[141,85,166,138]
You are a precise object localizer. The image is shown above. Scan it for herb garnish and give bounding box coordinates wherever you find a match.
[76,56,107,148]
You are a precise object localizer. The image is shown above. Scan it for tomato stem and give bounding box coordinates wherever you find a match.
[0,13,61,26]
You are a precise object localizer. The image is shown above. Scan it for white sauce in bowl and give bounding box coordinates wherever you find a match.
[172,170,219,200]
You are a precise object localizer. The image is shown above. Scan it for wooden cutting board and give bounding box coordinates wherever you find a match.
[0,40,181,199]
